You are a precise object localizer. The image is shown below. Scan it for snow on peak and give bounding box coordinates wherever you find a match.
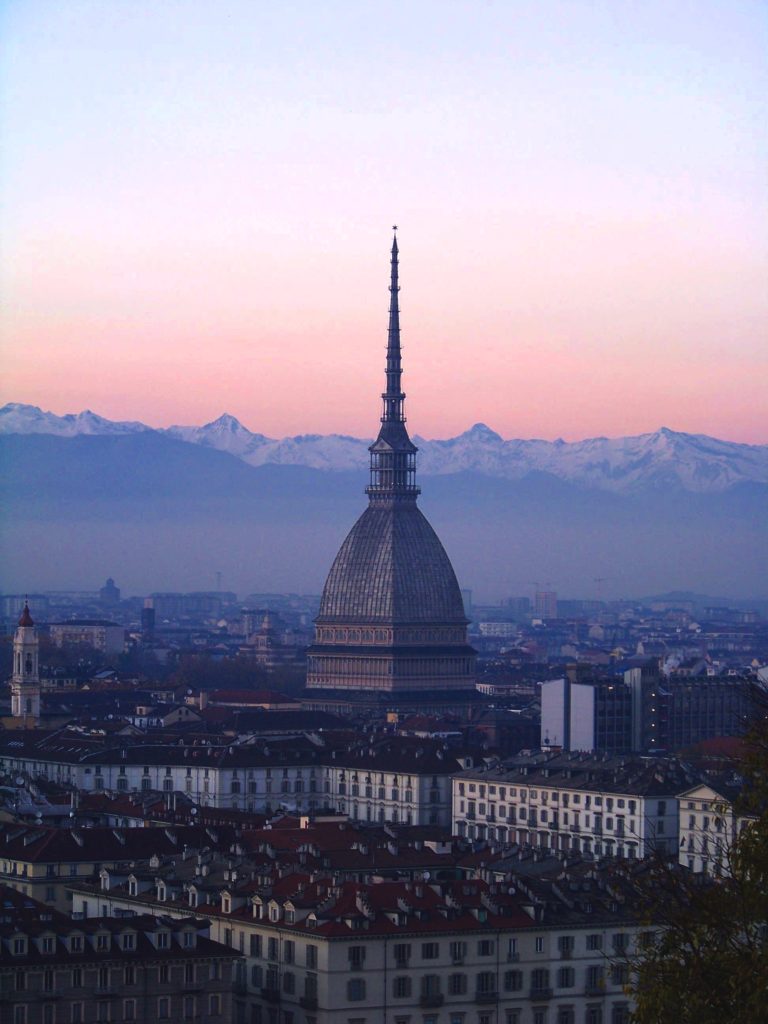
[1,404,766,493]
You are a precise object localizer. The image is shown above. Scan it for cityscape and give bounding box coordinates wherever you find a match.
[1,4,766,1024]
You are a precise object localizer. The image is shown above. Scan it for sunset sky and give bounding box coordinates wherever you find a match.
[2,0,766,443]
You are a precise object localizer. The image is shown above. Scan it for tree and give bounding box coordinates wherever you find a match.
[629,713,768,1023]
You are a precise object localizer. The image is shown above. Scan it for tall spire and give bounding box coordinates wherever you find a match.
[384,228,403,424]
[366,229,420,501]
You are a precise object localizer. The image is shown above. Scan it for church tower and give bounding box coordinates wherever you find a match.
[307,232,476,697]
[11,602,41,725]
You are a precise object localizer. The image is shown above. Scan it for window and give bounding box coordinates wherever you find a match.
[611,1006,630,1024]
[250,934,262,957]
[183,997,195,1020]
[535,936,545,953]
[268,937,279,960]
[393,942,410,966]
[556,1011,575,1024]
[421,942,440,960]
[504,970,523,992]
[347,978,366,1001]
[610,964,630,986]
[306,943,318,968]
[72,969,82,989]
[448,973,467,995]
[284,940,295,964]
[558,935,574,957]
[476,971,496,995]
[421,975,441,998]
[71,1005,83,1024]
[123,1002,136,1022]
[450,940,467,962]
[208,995,221,1016]
[587,965,604,992]
[157,931,170,949]
[348,946,366,970]
[557,967,575,988]
[43,1006,55,1024]
[531,968,550,995]
[124,965,135,986]
[44,970,54,992]
[612,933,628,953]
[157,1000,169,1021]
[97,1003,110,1023]
[122,932,135,951]
[282,971,295,994]
[13,1010,27,1024]
[586,1008,603,1024]
[586,934,603,951]
[533,1011,548,1024]
[98,967,110,989]
[159,965,169,984]
[392,976,411,998]
[478,939,495,956]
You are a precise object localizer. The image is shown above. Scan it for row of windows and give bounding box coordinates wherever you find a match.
[7,996,222,1024]
[459,783,641,815]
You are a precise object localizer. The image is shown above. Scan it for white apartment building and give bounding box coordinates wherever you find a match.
[451,755,695,859]
[0,734,458,827]
[677,778,756,876]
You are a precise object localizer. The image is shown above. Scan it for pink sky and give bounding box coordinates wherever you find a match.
[2,1,766,443]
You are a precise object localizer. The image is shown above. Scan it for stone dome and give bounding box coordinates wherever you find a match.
[317,502,467,625]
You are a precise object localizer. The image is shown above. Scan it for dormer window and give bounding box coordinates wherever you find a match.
[189,890,198,908]
[122,933,136,951]
[41,936,55,954]
[222,896,231,914]
[70,935,83,953]
[12,936,27,955]
[128,880,137,897]
[96,934,110,951]
[157,931,170,949]
[183,931,195,949]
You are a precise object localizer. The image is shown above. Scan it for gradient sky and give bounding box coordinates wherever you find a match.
[1,0,766,443]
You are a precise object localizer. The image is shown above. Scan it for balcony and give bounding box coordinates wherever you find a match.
[475,992,499,1004]
[529,988,553,1000]
[261,988,281,1004]
[420,995,444,1008]
[299,997,318,1011]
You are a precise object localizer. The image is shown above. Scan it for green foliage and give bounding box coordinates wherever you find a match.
[630,719,768,1024]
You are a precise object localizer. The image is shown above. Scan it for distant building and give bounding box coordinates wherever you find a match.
[99,576,121,606]
[542,661,759,754]
[534,591,558,619]
[48,619,125,655]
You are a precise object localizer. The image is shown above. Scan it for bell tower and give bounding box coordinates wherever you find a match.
[11,602,41,725]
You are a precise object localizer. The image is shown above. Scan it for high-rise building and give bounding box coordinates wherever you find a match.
[535,590,558,619]
[306,232,475,698]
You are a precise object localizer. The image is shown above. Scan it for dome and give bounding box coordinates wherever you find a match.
[317,502,467,625]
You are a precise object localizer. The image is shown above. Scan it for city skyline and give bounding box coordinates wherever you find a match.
[2,2,766,444]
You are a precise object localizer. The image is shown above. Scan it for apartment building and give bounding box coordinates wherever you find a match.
[451,754,696,858]
[0,884,240,1024]
[677,776,756,876]
[0,734,460,826]
[71,864,642,1024]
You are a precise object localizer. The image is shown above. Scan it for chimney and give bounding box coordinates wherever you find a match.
[199,690,209,710]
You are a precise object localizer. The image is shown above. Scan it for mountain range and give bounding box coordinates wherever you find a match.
[1,403,765,597]
[2,403,766,495]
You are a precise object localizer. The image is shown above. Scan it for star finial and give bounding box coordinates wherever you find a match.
[392,224,397,231]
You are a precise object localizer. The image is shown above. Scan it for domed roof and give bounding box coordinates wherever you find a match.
[18,603,34,627]
[317,502,467,624]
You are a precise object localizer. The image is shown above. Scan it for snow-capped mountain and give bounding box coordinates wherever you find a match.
[0,403,151,437]
[2,403,766,494]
